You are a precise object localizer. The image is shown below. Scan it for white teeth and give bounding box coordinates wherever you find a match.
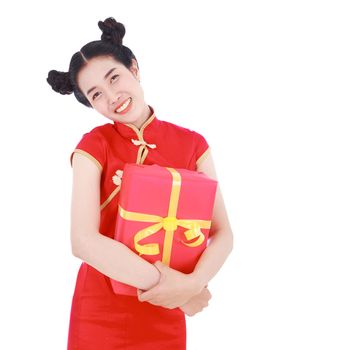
[116,98,131,112]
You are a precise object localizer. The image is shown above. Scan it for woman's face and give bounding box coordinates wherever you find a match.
[77,55,150,128]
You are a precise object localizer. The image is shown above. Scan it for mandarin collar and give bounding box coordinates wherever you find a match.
[113,105,160,141]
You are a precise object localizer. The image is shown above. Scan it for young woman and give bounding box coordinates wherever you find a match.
[47,17,233,350]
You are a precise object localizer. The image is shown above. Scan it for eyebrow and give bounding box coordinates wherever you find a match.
[86,67,117,95]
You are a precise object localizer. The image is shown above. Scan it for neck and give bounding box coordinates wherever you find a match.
[133,104,152,130]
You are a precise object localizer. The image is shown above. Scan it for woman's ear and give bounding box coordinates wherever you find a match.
[130,58,141,82]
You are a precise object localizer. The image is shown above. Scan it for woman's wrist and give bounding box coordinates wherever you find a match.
[189,271,207,294]
[141,262,161,291]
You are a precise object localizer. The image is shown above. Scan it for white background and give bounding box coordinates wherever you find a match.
[1,0,346,349]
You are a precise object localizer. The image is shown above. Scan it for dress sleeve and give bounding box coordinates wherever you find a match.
[70,131,106,171]
[192,130,211,168]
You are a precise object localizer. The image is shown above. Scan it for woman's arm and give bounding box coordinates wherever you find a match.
[190,151,234,289]
[70,152,161,291]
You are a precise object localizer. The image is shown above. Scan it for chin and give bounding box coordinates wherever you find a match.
[118,107,138,121]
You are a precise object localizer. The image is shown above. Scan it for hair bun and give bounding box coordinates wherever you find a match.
[98,17,125,46]
[46,70,73,95]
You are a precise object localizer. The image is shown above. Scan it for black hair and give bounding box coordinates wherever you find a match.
[46,17,138,108]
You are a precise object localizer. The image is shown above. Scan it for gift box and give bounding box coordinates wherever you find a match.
[110,163,218,296]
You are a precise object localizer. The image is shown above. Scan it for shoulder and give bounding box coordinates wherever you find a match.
[70,123,113,170]
[159,119,205,140]
[159,119,210,168]
[75,122,116,149]
[80,122,114,140]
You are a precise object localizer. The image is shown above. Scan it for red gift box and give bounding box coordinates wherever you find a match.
[110,163,218,296]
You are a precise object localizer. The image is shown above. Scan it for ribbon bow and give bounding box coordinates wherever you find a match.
[118,167,211,265]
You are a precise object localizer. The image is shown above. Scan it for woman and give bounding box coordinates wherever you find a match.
[47,17,233,350]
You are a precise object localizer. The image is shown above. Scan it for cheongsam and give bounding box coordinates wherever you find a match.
[67,105,210,349]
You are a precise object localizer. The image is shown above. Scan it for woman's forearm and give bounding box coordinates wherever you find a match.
[191,230,233,288]
[72,232,161,290]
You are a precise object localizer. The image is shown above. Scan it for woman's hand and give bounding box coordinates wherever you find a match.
[137,261,203,309]
[179,286,212,317]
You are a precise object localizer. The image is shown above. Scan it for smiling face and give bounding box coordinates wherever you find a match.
[77,55,151,129]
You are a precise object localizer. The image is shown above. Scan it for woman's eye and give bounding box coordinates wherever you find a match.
[111,74,119,82]
[91,75,119,100]
[92,92,100,100]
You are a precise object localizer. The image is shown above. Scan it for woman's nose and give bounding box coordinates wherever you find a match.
[108,93,119,106]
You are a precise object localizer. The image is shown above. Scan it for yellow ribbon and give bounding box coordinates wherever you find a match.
[118,167,211,265]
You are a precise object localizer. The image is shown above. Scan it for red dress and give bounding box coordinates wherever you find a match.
[67,105,210,349]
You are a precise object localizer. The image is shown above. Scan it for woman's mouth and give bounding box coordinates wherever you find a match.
[115,97,132,115]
